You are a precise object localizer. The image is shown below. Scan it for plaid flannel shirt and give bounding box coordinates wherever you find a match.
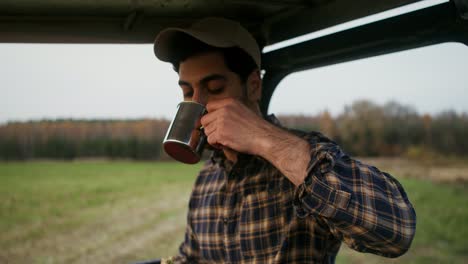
[166,115,416,264]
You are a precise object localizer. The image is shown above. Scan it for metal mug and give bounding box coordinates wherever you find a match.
[163,101,207,164]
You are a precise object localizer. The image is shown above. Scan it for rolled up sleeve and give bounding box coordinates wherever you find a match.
[293,133,417,258]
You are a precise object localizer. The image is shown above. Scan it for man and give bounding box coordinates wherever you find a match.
[153,17,416,263]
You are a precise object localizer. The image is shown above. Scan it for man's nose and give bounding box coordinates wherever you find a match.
[192,88,206,105]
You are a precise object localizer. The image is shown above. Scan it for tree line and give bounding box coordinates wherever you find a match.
[0,119,169,160]
[278,100,468,158]
[1,100,467,160]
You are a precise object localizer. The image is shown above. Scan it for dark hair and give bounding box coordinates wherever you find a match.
[170,33,258,83]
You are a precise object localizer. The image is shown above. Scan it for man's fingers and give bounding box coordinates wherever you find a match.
[203,122,217,136]
[205,97,239,112]
[201,111,219,127]
[202,98,244,127]
[206,131,219,147]
[203,122,221,148]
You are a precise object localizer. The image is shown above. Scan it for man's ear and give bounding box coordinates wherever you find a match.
[246,69,262,102]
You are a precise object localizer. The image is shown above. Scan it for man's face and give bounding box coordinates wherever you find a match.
[178,51,246,105]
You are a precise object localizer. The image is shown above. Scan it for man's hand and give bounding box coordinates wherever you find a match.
[201,98,311,186]
[201,98,274,156]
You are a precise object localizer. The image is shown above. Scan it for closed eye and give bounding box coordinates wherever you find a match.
[208,87,224,95]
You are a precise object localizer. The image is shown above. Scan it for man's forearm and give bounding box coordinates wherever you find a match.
[256,125,311,186]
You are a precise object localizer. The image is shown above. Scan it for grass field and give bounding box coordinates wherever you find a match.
[0,159,467,264]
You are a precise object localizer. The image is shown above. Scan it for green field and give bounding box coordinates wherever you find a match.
[0,160,467,264]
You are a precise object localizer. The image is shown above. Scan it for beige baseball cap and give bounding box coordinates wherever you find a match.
[154,17,261,69]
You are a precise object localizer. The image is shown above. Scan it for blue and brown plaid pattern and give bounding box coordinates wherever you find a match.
[167,119,416,264]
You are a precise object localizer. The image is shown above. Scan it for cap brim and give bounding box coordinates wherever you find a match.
[154,27,236,63]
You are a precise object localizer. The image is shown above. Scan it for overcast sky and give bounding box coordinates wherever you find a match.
[1,0,467,124]
[270,42,468,116]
